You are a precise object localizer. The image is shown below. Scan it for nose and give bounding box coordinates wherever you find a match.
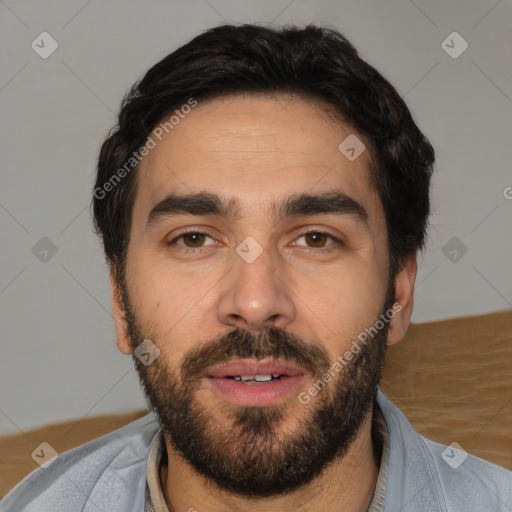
[217,244,296,332]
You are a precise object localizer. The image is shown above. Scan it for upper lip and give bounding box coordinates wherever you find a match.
[206,358,305,378]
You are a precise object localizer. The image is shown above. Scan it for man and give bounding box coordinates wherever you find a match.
[1,24,510,512]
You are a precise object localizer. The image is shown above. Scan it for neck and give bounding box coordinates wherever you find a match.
[160,406,380,512]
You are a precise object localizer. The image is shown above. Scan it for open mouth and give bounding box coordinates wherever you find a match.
[224,374,286,384]
[205,361,305,406]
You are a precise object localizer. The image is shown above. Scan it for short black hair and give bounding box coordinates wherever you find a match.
[93,23,435,282]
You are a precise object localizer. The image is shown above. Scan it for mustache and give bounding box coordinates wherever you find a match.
[181,325,332,382]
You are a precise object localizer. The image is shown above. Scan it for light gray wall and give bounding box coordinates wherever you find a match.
[1,0,511,434]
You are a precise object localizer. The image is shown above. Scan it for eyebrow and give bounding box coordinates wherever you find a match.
[146,191,369,230]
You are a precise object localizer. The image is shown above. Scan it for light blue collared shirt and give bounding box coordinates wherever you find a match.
[1,388,510,511]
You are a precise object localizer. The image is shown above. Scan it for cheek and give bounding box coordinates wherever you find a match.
[306,264,385,353]
[126,256,216,339]
[317,257,383,310]
[344,269,383,316]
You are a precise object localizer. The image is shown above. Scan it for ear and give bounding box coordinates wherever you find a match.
[110,264,133,355]
[387,253,417,347]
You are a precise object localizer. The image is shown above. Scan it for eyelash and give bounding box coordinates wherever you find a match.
[166,229,343,254]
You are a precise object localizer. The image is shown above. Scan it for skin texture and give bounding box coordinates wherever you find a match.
[111,93,417,512]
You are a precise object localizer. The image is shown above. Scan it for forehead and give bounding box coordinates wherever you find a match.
[135,93,383,224]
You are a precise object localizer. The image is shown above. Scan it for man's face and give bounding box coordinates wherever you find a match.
[113,94,410,496]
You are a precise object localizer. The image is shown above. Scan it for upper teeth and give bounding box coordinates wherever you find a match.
[234,374,280,381]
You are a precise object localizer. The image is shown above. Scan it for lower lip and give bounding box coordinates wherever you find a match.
[206,375,305,407]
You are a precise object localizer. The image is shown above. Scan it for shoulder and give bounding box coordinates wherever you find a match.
[419,435,512,510]
[0,412,160,512]
[376,388,512,511]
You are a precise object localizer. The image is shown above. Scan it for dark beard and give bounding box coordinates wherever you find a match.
[119,271,395,498]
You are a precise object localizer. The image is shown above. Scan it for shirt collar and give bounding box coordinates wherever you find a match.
[145,429,170,512]
[367,400,389,511]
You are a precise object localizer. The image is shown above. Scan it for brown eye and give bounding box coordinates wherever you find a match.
[304,232,330,247]
[294,231,339,249]
[167,231,216,250]
[181,233,208,247]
